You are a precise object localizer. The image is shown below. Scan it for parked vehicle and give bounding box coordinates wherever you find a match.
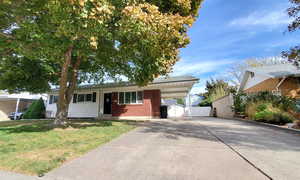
[8,112,24,120]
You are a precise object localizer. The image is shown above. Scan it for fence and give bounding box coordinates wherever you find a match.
[212,94,234,118]
[185,106,211,117]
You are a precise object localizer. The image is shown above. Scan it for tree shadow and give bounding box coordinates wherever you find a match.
[139,118,300,152]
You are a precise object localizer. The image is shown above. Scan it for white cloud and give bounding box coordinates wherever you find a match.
[172,59,235,76]
[190,81,207,94]
[230,9,291,27]
[171,59,236,94]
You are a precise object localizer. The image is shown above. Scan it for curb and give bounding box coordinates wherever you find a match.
[229,117,300,135]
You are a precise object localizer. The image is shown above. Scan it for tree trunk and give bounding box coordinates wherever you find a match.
[54,46,81,126]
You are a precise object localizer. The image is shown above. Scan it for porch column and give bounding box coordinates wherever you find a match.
[188,90,192,116]
[14,98,20,120]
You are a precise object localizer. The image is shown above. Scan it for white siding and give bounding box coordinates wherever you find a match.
[46,90,100,118]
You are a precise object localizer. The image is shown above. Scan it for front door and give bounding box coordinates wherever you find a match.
[104,93,112,114]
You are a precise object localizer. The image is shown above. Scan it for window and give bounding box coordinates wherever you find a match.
[73,92,97,103]
[125,92,131,104]
[119,92,124,104]
[78,94,85,102]
[118,91,143,104]
[49,95,58,104]
[131,92,136,104]
[86,94,92,102]
[137,91,143,104]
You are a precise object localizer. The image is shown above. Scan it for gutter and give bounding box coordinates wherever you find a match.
[49,78,199,93]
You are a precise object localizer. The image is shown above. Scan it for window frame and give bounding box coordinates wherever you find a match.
[73,93,96,104]
[77,94,85,103]
[118,91,143,105]
[85,94,92,102]
[49,95,58,104]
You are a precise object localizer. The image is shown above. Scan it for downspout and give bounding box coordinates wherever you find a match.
[98,89,101,120]
[275,77,286,93]
[14,98,20,120]
[188,89,192,117]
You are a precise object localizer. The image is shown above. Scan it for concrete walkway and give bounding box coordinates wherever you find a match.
[0,170,40,180]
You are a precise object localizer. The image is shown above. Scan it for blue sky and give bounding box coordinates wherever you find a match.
[171,0,300,94]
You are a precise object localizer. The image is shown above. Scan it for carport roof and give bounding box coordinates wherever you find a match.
[0,93,41,101]
[51,76,199,91]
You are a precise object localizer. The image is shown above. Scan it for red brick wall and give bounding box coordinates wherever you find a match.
[111,90,161,117]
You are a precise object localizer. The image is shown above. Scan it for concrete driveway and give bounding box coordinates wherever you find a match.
[43,117,300,180]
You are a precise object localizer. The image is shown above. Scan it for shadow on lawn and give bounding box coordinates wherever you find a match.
[0,120,114,133]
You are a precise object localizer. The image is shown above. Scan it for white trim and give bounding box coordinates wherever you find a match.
[75,93,95,104]
[118,91,143,105]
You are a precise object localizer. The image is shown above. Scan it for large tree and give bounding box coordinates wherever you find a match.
[0,0,203,125]
[283,0,300,64]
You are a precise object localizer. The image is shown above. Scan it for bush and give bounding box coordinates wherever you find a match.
[233,91,297,124]
[252,102,294,125]
[198,99,212,107]
[246,91,296,111]
[23,98,46,119]
[254,110,273,122]
[254,111,294,125]
[256,103,268,112]
[233,93,247,114]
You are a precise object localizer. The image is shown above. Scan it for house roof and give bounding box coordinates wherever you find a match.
[239,63,300,91]
[49,75,199,99]
[0,92,42,101]
[247,63,300,78]
[52,75,199,91]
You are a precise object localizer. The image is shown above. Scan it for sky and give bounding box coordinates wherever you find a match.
[171,0,300,94]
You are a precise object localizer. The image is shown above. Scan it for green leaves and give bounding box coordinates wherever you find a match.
[0,0,203,92]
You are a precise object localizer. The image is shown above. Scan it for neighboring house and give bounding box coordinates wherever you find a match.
[46,76,198,119]
[239,63,300,99]
[0,93,41,120]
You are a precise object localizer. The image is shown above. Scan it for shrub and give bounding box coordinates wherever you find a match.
[272,113,294,125]
[254,110,274,122]
[234,91,297,123]
[254,111,292,125]
[256,103,268,112]
[246,91,296,111]
[233,93,247,114]
[199,99,212,107]
[23,98,45,119]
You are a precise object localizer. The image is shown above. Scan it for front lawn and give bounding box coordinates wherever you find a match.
[0,119,135,175]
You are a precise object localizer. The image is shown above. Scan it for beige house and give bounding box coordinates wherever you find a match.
[239,63,300,99]
[0,93,41,120]
[213,63,300,119]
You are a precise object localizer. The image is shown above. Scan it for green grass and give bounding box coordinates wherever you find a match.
[0,119,135,175]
